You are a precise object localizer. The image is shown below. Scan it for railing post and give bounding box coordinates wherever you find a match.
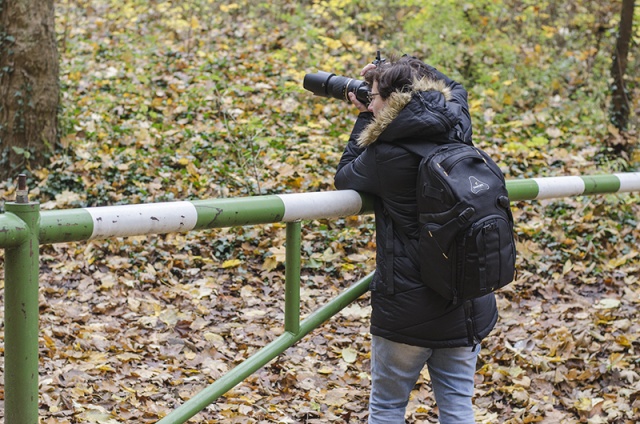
[284,221,301,334]
[4,174,41,424]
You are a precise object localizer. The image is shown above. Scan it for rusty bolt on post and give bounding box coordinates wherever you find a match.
[16,174,29,203]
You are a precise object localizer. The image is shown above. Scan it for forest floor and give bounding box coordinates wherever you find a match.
[1,1,639,423]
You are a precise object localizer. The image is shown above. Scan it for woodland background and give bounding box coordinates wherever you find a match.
[1,0,640,422]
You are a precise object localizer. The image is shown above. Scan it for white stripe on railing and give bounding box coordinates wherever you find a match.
[533,176,585,199]
[87,202,198,239]
[277,191,363,222]
[617,172,640,191]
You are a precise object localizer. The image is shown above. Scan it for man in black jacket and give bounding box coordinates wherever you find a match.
[334,56,498,423]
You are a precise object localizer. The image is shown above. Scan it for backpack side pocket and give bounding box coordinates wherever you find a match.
[419,221,457,300]
[418,205,475,301]
[460,215,516,299]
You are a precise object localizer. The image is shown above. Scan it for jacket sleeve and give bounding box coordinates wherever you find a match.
[427,65,473,144]
[426,65,468,107]
[334,112,381,194]
[336,112,373,172]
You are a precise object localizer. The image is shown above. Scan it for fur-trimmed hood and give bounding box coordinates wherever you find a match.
[357,77,462,147]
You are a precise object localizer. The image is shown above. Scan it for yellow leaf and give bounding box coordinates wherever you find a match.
[609,352,627,368]
[319,36,343,50]
[292,41,307,52]
[116,353,141,362]
[221,259,242,268]
[341,303,371,319]
[324,388,348,407]
[220,3,240,12]
[320,247,341,262]
[262,256,278,271]
[541,25,557,37]
[204,332,224,343]
[469,98,483,113]
[346,253,369,262]
[341,347,358,364]
[606,251,638,269]
[190,16,199,30]
[99,274,117,290]
[269,246,287,262]
[593,298,620,309]
[186,162,199,176]
[615,335,631,348]
[96,363,115,372]
[575,396,602,412]
[159,309,179,326]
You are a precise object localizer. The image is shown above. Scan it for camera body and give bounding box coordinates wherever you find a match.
[303,51,385,105]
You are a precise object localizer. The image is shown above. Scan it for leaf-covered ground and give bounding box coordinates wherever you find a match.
[1,0,639,422]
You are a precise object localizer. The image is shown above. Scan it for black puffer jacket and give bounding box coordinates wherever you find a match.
[335,70,498,349]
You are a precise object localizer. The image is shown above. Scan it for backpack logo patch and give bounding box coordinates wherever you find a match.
[469,176,490,194]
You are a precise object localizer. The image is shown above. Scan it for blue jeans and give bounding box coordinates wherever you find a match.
[368,335,479,424]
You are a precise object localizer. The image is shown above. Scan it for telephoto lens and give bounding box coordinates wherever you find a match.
[303,71,371,104]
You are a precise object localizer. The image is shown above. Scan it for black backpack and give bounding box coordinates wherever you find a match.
[399,142,517,304]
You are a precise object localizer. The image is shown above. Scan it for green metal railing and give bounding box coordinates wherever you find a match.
[1,172,640,423]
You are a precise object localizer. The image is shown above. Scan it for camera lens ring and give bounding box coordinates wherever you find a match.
[342,78,353,101]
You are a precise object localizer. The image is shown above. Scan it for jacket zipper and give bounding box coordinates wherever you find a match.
[419,96,454,132]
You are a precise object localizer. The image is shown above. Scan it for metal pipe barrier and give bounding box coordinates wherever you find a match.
[1,172,639,423]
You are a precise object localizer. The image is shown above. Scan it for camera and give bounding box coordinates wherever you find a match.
[303,72,371,104]
[303,51,385,105]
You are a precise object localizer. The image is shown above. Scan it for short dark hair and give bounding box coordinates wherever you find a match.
[365,55,438,99]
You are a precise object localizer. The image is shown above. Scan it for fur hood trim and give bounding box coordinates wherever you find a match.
[357,77,452,147]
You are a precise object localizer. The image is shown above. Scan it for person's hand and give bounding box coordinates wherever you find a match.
[360,63,377,76]
[349,92,369,113]
[348,62,377,112]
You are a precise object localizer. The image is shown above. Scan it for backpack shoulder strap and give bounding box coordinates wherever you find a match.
[395,141,441,159]
[396,133,470,158]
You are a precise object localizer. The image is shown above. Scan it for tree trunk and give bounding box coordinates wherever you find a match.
[609,0,635,132]
[0,0,59,182]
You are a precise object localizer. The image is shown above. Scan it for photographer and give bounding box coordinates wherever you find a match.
[334,56,498,424]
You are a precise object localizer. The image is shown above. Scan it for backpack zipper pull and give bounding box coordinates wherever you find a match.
[474,148,488,164]
[436,162,448,176]
[428,230,449,259]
